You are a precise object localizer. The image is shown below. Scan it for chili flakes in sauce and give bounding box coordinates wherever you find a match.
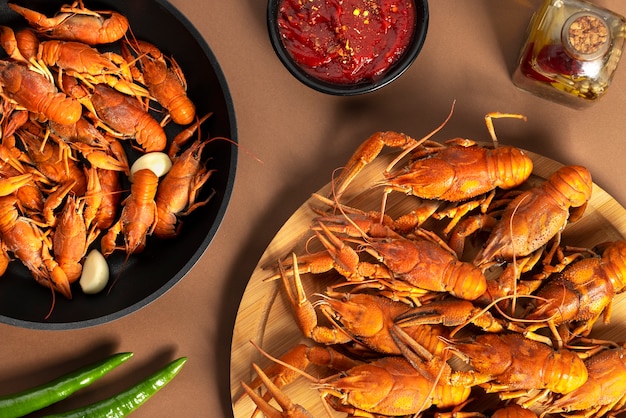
[277,0,416,84]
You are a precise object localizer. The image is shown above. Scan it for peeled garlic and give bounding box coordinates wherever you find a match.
[130,152,172,181]
[80,249,109,294]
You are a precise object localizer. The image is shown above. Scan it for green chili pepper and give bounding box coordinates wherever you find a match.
[0,352,133,418]
[43,356,188,418]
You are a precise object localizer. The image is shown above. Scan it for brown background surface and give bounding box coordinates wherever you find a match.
[2,0,626,417]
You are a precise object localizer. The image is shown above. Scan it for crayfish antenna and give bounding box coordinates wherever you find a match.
[43,279,57,320]
[377,101,457,224]
[206,135,262,164]
[568,337,621,360]
[446,294,532,338]
[327,166,346,208]
[385,100,457,176]
[106,251,132,295]
[168,112,212,158]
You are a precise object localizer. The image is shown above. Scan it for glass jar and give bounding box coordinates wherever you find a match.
[512,0,626,108]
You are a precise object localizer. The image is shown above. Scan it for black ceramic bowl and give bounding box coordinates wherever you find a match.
[0,0,237,329]
[267,0,429,95]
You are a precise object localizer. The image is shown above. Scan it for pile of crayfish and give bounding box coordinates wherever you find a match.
[0,1,218,303]
[237,108,626,417]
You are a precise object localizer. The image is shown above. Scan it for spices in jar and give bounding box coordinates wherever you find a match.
[512,0,626,108]
[276,0,417,85]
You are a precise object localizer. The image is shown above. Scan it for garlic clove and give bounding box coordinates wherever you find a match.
[80,249,109,294]
[130,152,172,181]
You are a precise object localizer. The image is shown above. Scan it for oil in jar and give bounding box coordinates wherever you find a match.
[512,0,626,108]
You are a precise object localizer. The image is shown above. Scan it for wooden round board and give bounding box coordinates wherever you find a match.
[230,149,626,417]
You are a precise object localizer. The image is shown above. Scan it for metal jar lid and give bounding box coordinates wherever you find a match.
[562,11,611,61]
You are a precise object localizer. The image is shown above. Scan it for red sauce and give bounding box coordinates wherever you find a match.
[277,0,417,84]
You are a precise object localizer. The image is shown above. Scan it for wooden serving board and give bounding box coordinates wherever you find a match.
[230,149,626,417]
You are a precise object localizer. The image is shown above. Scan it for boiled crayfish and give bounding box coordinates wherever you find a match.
[473,165,592,267]
[0,2,221,309]
[543,340,626,417]
[277,253,449,357]
[270,213,488,302]
[0,60,82,125]
[154,137,214,239]
[332,107,533,234]
[501,240,626,348]
[243,339,476,417]
[237,109,626,417]
[8,1,129,46]
[121,39,196,126]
